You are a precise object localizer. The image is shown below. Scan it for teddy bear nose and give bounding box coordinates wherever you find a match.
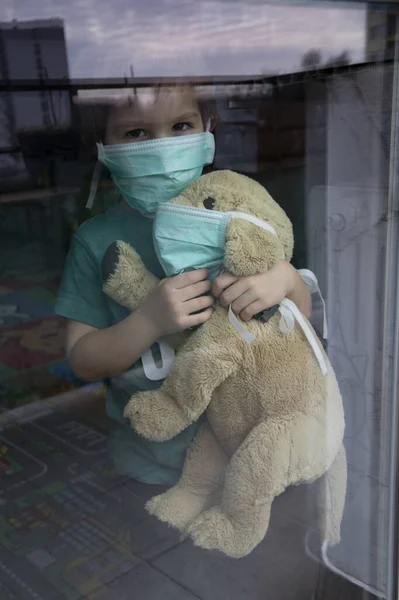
[203,197,216,210]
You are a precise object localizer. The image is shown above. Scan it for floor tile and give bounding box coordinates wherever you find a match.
[107,485,182,560]
[152,511,319,600]
[273,481,318,528]
[0,550,61,600]
[124,479,169,502]
[84,563,199,600]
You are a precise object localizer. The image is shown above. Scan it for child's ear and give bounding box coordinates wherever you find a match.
[224,218,285,277]
[208,117,218,132]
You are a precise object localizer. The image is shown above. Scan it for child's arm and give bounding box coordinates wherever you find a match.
[66,269,214,382]
[212,260,311,322]
[285,266,312,317]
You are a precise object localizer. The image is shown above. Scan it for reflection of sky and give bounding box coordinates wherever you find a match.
[1,0,366,77]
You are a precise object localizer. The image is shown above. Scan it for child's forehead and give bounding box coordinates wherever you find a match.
[108,86,200,126]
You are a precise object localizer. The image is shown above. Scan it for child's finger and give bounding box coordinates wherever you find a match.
[240,300,264,322]
[180,279,212,302]
[185,307,214,328]
[212,273,239,297]
[231,290,257,315]
[173,269,209,289]
[184,294,215,315]
[219,279,249,307]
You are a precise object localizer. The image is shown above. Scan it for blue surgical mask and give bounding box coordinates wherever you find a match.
[153,202,280,281]
[88,132,215,217]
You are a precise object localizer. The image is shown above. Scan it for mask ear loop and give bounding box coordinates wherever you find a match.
[86,160,103,209]
[86,142,105,209]
[298,269,328,339]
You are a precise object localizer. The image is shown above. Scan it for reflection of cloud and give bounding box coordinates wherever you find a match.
[0,0,365,77]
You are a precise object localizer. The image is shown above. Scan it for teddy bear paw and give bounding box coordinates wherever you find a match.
[124,391,187,442]
[124,393,162,441]
[146,487,217,531]
[188,507,258,558]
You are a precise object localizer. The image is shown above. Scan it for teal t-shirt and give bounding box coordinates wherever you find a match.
[56,201,200,485]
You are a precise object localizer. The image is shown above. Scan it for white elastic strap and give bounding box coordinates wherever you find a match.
[227,299,327,374]
[228,299,327,374]
[228,212,285,259]
[278,303,295,333]
[279,298,327,375]
[298,269,328,339]
[86,160,103,209]
[229,212,277,237]
[228,305,255,344]
[141,340,175,381]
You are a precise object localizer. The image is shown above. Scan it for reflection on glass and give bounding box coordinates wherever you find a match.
[0,2,398,600]
[1,2,366,78]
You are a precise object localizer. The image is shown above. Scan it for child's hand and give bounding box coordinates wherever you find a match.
[140,269,214,337]
[212,261,311,322]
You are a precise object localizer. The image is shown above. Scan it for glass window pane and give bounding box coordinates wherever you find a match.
[0,2,398,599]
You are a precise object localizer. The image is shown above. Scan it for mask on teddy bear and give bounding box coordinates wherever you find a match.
[154,200,327,375]
[153,200,281,281]
[87,132,215,216]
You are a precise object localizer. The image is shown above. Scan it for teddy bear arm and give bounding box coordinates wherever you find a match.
[132,343,238,440]
[102,241,159,311]
[127,317,241,441]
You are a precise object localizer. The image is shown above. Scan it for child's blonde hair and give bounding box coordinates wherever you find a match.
[75,80,217,156]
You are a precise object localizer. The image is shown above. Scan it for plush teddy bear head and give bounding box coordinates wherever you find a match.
[161,170,294,277]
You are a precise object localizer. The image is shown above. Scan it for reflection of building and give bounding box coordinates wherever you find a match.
[213,84,268,174]
[366,6,398,62]
[0,19,71,131]
[0,19,71,190]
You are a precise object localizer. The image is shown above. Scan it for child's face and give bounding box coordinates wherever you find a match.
[105,87,205,146]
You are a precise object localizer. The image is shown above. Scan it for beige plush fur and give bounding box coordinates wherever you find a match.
[103,170,346,558]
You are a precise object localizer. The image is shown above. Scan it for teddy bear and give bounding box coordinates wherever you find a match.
[103,170,347,558]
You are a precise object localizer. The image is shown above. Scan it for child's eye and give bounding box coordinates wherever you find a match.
[125,128,147,140]
[172,122,193,133]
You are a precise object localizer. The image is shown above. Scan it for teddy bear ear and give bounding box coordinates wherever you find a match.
[235,200,294,264]
[236,202,294,262]
[224,218,286,277]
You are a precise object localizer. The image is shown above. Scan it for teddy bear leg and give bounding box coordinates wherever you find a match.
[317,442,347,546]
[146,421,228,531]
[188,420,294,558]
